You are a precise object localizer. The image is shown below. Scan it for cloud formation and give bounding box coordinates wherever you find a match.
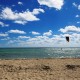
[37,0,64,10]
[59,26,80,33]
[8,29,26,34]
[0,33,8,37]
[75,15,79,18]
[77,22,80,24]
[0,21,9,27]
[2,27,80,47]
[32,8,45,15]
[1,37,10,40]
[18,2,23,5]
[43,30,53,36]
[0,7,45,25]
[31,31,40,35]
[18,36,30,39]
[73,2,80,10]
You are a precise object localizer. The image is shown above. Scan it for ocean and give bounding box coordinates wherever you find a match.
[0,47,80,59]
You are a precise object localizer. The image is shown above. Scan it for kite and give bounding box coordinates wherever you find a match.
[66,36,69,42]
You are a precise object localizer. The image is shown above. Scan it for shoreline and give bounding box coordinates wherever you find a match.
[0,57,80,60]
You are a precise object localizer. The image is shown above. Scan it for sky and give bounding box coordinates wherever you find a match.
[0,0,80,47]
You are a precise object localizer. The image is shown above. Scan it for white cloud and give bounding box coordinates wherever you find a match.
[1,37,10,40]
[73,3,80,10]
[8,29,26,34]
[14,20,27,25]
[0,21,9,27]
[8,40,17,44]
[18,2,23,5]
[77,22,80,24]
[43,30,53,36]
[78,5,80,10]
[0,7,45,25]
[37,0,64,10]
[15,33,74,47]
[73,2,77,7]
[31,31,40,35]
[4,29,80,47]
[12,5,15,7]
[18,36,30,39]
[32,8,45,15]
[59,26,80,33]
[75,15,79,17]
[0,33,8,37]
[26,35,53,47]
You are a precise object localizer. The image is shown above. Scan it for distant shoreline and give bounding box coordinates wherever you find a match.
[0,47,80,48]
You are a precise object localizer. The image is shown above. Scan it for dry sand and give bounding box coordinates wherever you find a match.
[0,58,80,80]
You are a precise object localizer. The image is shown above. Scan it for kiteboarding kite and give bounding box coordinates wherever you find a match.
[66,36,69,42]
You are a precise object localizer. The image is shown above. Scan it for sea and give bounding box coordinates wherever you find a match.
[0,47,80,59]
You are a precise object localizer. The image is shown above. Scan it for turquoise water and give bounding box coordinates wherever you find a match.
[0,47,80,59]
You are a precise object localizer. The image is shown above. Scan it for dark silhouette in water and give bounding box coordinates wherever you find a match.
[66,36,69,42]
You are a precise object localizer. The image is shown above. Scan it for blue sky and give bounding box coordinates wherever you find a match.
[0,0,80,47]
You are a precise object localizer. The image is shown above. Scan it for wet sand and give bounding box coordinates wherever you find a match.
[0,58,80,80]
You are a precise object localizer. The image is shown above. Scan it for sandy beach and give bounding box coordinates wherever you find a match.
[0,58,80,80]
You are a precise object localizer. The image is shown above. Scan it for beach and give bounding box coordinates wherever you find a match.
[0,58,80,80]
